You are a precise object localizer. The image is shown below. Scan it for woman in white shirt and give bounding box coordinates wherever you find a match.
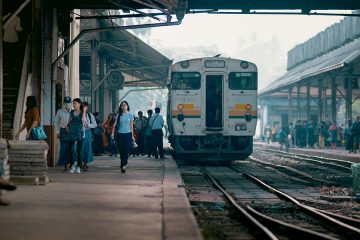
[81,101,97,171]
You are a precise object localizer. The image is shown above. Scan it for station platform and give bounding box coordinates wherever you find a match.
[254,141,360,163]
[0,154,203,240]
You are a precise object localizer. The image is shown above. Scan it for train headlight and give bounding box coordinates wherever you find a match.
[180,61,190,69]
[245,104,252,110]
[177,104,184,110]
[177,112,184,121]
[240,61,249,69]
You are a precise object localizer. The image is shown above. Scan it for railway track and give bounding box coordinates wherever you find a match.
[252,147,352,187]
[201,165,360,239]
[253,147,352,172]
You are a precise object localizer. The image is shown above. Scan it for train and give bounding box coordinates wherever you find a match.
[166,57,258,161]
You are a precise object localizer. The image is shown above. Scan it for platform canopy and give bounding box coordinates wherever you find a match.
[80,17,172,88]
[259,38,360,99]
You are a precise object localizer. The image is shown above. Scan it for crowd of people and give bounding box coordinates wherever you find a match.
[264,115,360,153]
[55,97,166,174]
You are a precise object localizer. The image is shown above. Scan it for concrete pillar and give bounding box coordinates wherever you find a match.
[306,83,311,121]
[69,10,80,98]
[288,87,293,125]
[32,0,43,108]
[91,39,98,112]
[318,79,323,124]
[297,85,301,120]
[0,0,3,138]
[259,104,264,139]
[345,78,352,120]
[331,77,337,123]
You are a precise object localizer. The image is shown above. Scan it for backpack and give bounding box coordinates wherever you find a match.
[68,110,83,141]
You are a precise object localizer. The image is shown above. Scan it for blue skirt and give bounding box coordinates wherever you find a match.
[81,129,93,164]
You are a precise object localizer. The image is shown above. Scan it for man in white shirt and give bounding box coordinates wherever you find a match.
[54,96,72,171]
[149,107,165,159]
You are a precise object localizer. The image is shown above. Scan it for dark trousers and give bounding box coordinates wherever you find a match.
[58,128,70,165]
[107,132,118,154]
[93,134,103,154]
[136,132,145,154]
[145,136,152,156]
[68,140,83,167]
[116,132,131,167]
[152,129,164,158]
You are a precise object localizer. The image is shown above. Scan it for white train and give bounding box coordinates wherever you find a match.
[167,57,258,161]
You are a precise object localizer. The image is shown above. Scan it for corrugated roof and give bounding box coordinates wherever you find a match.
[259,37,360,95]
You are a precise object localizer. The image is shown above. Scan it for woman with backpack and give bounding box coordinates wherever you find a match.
[111,101,135,173]
[67,98,86,174]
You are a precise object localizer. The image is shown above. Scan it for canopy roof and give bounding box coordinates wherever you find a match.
[259,38,360,97]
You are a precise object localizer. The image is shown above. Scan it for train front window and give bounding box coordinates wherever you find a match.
[229,72,257,90]
[171,72,201,90]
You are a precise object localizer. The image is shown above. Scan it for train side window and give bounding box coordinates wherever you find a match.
[229,72,257,90]
[171,72,201,90]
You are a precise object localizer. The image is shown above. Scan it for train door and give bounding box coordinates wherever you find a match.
[205,75,223,129]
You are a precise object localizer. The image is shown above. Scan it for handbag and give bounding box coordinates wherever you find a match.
[32,126,47,140]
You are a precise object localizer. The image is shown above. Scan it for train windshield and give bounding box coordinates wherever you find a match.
[228,72,257,90]
[171,72,201,90]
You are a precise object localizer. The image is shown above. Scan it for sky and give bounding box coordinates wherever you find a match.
[131,13,345,90]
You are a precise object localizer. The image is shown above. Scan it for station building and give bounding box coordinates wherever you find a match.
[258,13,360,135]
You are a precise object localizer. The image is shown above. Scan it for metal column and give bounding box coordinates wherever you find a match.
[318,79,323,124]
[306,83,311,121]
[99,53,105,119]
[288,87,293,124]
[0,0,2,138]
[345,78,352,120]
[297,85,301,120]
[91,39,98,112]
[331,77,337,123]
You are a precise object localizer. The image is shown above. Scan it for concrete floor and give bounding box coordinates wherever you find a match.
[0,155,202,240]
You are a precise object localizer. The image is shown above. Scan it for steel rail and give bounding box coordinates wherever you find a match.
[231,166,360,237]
[254,147,352,172]
[246,206,338,240]
[248,156,334,185]
[200,167,279,240]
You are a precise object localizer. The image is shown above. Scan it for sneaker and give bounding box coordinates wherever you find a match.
[69,165,77,174]
[121,165,126,173]
[75,167,81,174]
[160,156,167,159]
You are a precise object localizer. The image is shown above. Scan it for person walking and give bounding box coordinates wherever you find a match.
[149,107,165,159]
[15,96,40,140]
[103,113,117,157]
[328,122,338,149]
[344,119,354,153]
[67,98,86,174]
[351,115,360,153]
[318,121,327,149]
[81,102,96,171]
[54,96,72,171]
[144,109,153,157]
[134,111,147,156]
[111,101,135,173]
[92,112,104,156]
